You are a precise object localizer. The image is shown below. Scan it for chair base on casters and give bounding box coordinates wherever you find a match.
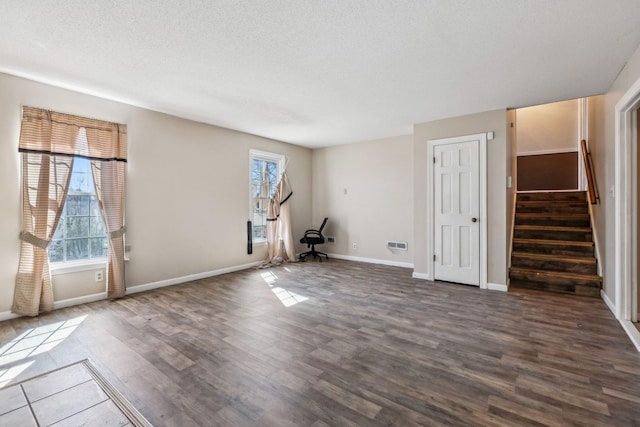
[299,245,328,262]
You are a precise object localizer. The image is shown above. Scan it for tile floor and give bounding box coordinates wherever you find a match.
[0,360,146,426]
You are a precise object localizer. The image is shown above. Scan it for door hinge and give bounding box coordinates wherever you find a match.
[433,254,436,261]
[433,156,436,164]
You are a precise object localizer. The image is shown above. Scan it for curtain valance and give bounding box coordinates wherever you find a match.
[19,106,127,161]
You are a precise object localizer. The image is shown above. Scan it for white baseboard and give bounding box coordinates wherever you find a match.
[54,292,108,310]
[411,272,432,281]
[0,310,22,322]
[619,320,640,352]
[125,261,263,295]
[600,290,640,352]
[0,261,263,322]
[601,289,616,314]
[326,253,413,269]
[487,282,508,292]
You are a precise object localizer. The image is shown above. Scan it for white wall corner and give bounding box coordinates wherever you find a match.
[487,282,508,292]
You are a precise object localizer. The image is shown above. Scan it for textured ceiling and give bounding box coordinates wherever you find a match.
[1,1,640,148]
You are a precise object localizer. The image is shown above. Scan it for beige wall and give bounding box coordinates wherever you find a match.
[0,73,312,314]
[311,135,413,265]
[515,99,579,154]
[413,109,509,286]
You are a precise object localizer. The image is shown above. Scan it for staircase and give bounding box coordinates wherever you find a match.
[509,191,602,297]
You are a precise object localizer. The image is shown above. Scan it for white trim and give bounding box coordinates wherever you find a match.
[507,192,517,286]
[427,133,488,289]
[516,148,578,156]
[598,291,640,352]
[0,311,22,322]
[326,253,413,269]
[53,292,107,310]
[614,74,640,321]
[619,320,640,352]
[578,98,588,191]
[601,289,616,314]
[487,282,508,292]
[126,261,263,295]
[249,149,285,244]
[412,272,433,280]
[588,201,603,276]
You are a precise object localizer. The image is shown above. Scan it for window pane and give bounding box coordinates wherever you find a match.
[90,196,101,216]
[90,238,108,258]
[89,216,105,237]
[49,240,64,263]
[249,153,282,241]
[66,217,90,238]
[65,238,89,261]
[52,218,65,240]
[66,195,90,216]
[69,157,93,193]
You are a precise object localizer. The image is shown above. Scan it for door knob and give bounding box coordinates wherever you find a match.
[471,217,478,223]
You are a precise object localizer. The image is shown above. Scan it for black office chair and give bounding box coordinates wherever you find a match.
[299,218,329,261]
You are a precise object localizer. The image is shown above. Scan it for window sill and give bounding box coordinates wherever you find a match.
[50,259,107,275]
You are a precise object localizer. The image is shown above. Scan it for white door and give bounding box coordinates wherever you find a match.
[434,139,480,286]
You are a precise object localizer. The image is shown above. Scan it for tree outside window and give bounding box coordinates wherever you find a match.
[250,150,283,242]
[49,157,108,263]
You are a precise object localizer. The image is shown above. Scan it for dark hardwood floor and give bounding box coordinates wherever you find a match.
[1,259,639,426]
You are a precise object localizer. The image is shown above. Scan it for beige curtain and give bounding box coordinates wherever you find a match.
[13,107,127,316]
[90,158,126,298]
[264,172,295,265]
[13,151,74,316]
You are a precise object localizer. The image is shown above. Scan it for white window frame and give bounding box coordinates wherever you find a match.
[249,149,284,245]
[48,157,109,273]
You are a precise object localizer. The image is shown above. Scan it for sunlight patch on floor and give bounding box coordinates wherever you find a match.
[0,315,87,388]
[261,271,309,307]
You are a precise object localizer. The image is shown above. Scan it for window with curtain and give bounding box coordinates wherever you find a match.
[49,156,108,263]
[13,107,127,316]
[250,149,284,243]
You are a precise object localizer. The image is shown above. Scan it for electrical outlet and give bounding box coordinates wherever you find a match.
[95,271,104,282]
[327,236,336,243]
[352,242,357,250]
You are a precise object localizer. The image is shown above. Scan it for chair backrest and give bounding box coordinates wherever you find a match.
[318,217,328,233]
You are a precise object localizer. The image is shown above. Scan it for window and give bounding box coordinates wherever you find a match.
[48,157,108,263]
[250,150,284,243]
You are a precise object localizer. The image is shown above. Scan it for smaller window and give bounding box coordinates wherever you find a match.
[249,150,284,243]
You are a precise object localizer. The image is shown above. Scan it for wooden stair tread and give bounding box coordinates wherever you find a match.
[516,200,587,205]
[514,225,591,232]
[509,267,602,282]
[512,238,593,247]
[516,213,589,218]
[511,251,595,264]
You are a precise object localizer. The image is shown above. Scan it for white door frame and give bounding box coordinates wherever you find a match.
[614,74,640,350]
[428,133,488,289]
